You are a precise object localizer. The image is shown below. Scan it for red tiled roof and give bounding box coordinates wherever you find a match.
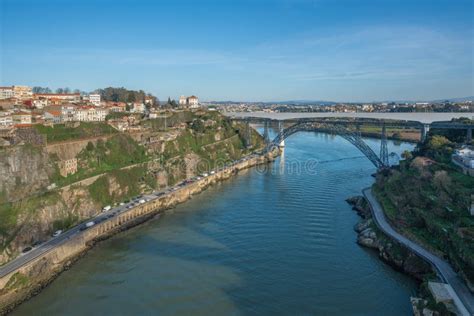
[14,124,33,128]
[45,110,61,116]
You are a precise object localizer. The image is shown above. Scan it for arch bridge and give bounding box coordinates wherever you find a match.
[234,117,474,170]
[265,120,388,169]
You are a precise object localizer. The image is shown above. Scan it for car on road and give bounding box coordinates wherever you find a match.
[119,202,124,206]
[52,230,63,237]
[210,171,215,175]
[139,199,146,204]
[80,221,95,231]
[102,205,111,212]
[22,246,32,253]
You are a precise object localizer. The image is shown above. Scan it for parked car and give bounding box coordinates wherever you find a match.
[139,199,146,204]
[52,230,63,237]
[22,246,32,253]
[103,205,111,212]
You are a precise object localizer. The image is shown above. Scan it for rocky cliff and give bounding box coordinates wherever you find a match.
[0,114,264,265]
[0,146,55,202]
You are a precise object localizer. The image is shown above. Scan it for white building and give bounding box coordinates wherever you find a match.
[0,112,13,128]
[453,146,474,169]
[12,111,32,125]
[187,95,199,108]
[34,93,80,103]
[74,106,108,122]
[88,94,101,106]
[44,109,62,124]
[33,98,48,109]
[0,87,14,100]
[131,102,145,113]
[13,86,33,101]
[179,95,199,108]
[61,105,76,122]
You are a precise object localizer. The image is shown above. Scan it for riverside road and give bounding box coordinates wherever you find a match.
[364,188,474,316]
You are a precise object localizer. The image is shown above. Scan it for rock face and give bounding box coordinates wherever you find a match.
[0,146,55,201]
[347,195,432,281]
[0,186,99,265]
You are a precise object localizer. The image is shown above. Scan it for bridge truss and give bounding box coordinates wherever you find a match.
[268,121,387,169]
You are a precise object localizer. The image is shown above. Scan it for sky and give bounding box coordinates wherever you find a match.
[0,0,473,102]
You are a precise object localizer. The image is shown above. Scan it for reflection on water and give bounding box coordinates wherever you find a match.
[13,132,417,316]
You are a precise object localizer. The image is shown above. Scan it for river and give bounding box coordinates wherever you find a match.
[12,132,417,315]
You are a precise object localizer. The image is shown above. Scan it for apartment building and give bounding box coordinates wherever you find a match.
[34,93,81,103]
[13,86,33,101]
[12,111,32,125]
[0,87,14,100]
[74,106,108,122]
[0,112,13,128]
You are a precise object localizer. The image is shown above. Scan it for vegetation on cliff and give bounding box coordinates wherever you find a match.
[374,134,474,286]
[0,110,264,264]
[34,122,118,143]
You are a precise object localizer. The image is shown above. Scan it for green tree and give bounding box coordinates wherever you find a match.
[401,150,413,160]
[86,141,94,151]
[191,119,205,133]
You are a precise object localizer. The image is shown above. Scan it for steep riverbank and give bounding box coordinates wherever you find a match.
[347,195,466,315]
[0,150,278,315]
[0,111,263,265]
[347,196,432,280]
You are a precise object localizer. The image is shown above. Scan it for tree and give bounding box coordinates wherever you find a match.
[86,141,95,151]
[191,119,205,133]
[127,93,136,103]
[433,170,452,193]
[401,150,413,160]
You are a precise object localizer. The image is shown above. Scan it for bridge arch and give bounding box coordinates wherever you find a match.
[267,121,386,169]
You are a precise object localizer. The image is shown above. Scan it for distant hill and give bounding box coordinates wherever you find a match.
[270,100,337,105]
[210,96,473,105]
[431,96,474,103]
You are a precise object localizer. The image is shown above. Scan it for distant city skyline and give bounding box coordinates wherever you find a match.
[1,0,473,102]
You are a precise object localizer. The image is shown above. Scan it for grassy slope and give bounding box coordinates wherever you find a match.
[374,137,474,283]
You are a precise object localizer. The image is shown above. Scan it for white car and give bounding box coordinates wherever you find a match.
[210,171,215,175]
[119,202,124,206]
[52,230,63,237]
[139,199,146,204]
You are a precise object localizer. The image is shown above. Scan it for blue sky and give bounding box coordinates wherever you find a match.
[1,0,473,102]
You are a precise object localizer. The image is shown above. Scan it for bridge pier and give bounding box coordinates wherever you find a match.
[380,123,389,167]
[263,120,270,145]
[421,124,431,142]
[278,121,285,147]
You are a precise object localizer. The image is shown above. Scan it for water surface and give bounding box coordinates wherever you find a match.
[13,132,416,315]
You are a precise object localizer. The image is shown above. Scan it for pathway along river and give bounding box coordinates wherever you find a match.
[13,132,417,315]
